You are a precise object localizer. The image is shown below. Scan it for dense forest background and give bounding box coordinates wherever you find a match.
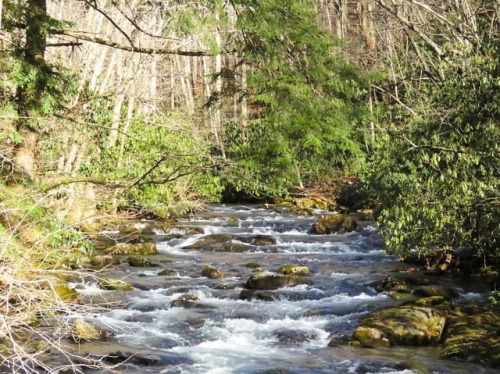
[0,0,498,269]
[0,0,498,370]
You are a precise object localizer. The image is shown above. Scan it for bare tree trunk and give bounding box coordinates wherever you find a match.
[108,94,125,148]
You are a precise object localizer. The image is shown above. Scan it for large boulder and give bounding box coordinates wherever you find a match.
[441,309,500,367]
[245,273,312,290]
[104,242,157,256]
[308,214,358,235]
[351,297,450,347]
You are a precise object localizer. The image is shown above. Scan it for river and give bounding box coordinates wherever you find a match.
[71,204,495,374]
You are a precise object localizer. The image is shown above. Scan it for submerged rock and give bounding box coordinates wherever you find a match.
[351,297,451,347]
[272,328,318,344]
[245,273,312,290]
[308,214,358,235]
[441,309,500,367]
[104,242,157,256]
[277,264,312,276]
[201,265,224,279]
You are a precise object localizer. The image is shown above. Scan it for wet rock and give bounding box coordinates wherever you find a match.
[182,227,205,235]
[158,268,178,276]
[272,328,317,344]
[97,277,134,291]
[89,255,121,268]
[168,294,215,309]
[277,264,312,276]
[213,282,238,290]
[104,242,157,256]
[351,297,451,347]
[245,273,312,290]
[243,262,262,269]
[291,206,316,216]
[103,350,193,366]
[308,214,358,235]
[70,319,106,343]
[239,289,278,301]
[54,283,79,301]
[413,286,459,299]
[215,242,253,253]
[441,309,500,367]
[237,235,277,246]
[202,265,224,279]
[128,256,160,267]
[182,234,233,249]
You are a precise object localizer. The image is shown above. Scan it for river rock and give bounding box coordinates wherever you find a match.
[277,264,312,276]
[351,297,450,347]
[413,286,459,299]
[128,256,160,267]
[104,242,157,256]
[202,265,224,279]
[441,309,500,367]
[97,277,134,291]
[158,268,178,276]
[272,328,317,344]
[215,242,253,252]
[245,273,312,290]
[308,214,358,235]
[70,319,106,343]
[89,255,121,268]
[239,289,278,301]
[237,235,277,246]
[182,234,233,249]
[54,283,79,301]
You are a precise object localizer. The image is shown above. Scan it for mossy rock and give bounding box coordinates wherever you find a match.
[308,214,358,235]
[441,310,500,367]
[351,301,450,347]
[97,277,134,291]
[89,255,121,268]
[169,294,214,309]
[413,286,459,299]
[290,207,316,216]
[245,273,312,290]
[128,256,160,267]
[104,242,157,256]
[182,234,233,250]
[277,264,312,276]
[70,319,106,343]
[54,283,79,301]
[201,265,224,279]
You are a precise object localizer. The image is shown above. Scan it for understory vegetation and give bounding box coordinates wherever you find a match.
[0,0,498,370]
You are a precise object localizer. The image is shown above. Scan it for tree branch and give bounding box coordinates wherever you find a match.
[51,29,228,56]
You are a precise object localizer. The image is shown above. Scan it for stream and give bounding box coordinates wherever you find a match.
[71,205,495,374]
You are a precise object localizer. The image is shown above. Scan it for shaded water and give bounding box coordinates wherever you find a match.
[74,205,494,374]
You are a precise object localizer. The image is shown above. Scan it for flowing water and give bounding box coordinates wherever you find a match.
[73,205,495,374]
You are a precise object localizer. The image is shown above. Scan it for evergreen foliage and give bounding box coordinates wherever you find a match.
[224,0,370,194]
[371,14,499,266]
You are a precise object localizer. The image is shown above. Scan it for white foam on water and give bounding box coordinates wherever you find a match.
[71,282,110,296]
[157,237,199,255]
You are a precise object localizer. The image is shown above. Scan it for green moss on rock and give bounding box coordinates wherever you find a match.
[308,214,358,235]
[277,264,312,276]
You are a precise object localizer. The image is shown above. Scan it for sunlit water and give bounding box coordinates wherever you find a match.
[74,205,495,374]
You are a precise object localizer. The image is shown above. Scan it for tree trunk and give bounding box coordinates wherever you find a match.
[14,0,48,179]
